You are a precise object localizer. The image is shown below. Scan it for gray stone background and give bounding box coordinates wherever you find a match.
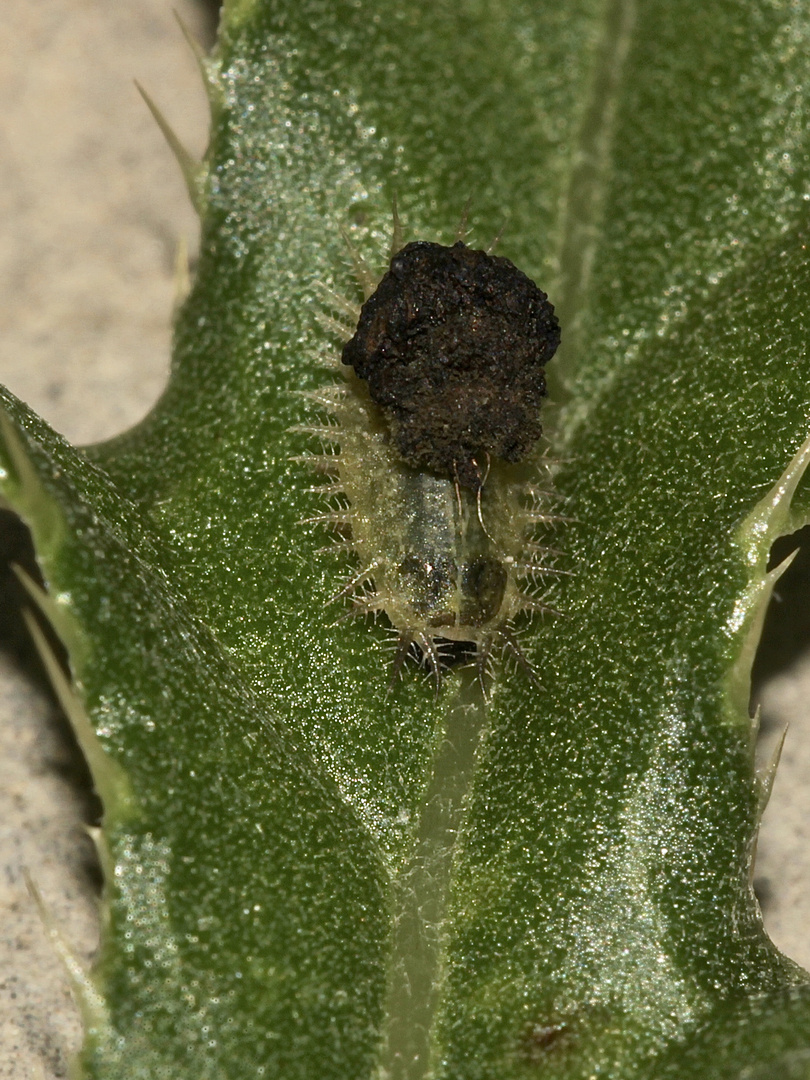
[0,1,808,1076]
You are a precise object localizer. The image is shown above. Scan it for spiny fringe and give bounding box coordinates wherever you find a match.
[313,280,362,320]
[349,594,386,617]
[289,422,341,444]
[339,227,379,300]
[521,541,568,558]
[494,629,543,689]
[291,452,341,477]
[315,310,354,339]
[381,624,546,697]
[523,509,574,526]
[516,594,564,618]
[300,511,354,528]
[304,481,346,497]
[328,565,379,603]
[512,562,576,579]
[295,385,349,407]
[523,485,569,503]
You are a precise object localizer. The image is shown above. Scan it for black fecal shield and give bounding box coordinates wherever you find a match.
[341,240,560,489]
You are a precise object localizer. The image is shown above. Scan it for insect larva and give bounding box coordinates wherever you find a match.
[303,224,565,691]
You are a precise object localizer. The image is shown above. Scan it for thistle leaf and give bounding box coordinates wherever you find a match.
[3,1,810,1077]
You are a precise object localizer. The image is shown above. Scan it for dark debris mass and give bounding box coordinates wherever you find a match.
[342,240,560,489]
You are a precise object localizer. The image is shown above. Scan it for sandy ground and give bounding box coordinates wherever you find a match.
[0,1,808,1076]
[1,2,213,1076]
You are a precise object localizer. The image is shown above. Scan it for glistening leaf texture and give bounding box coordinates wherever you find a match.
[1,0,810,1078]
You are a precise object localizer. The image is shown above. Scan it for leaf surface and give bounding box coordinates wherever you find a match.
[3,0,810,1077]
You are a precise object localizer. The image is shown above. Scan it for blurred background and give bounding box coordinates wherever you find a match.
[0,1,808,1076]
[0,3,217,1076]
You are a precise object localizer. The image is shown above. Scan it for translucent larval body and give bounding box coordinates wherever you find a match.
[302,236,564,688]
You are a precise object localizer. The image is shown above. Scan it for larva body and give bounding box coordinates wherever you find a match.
[305,235,563,687]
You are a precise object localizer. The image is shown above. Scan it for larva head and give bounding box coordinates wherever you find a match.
[341,240,560,489]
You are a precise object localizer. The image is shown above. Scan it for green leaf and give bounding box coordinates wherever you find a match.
[3,0,810,1077]
[435,225,810,1079]
[0,401,388,1079]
